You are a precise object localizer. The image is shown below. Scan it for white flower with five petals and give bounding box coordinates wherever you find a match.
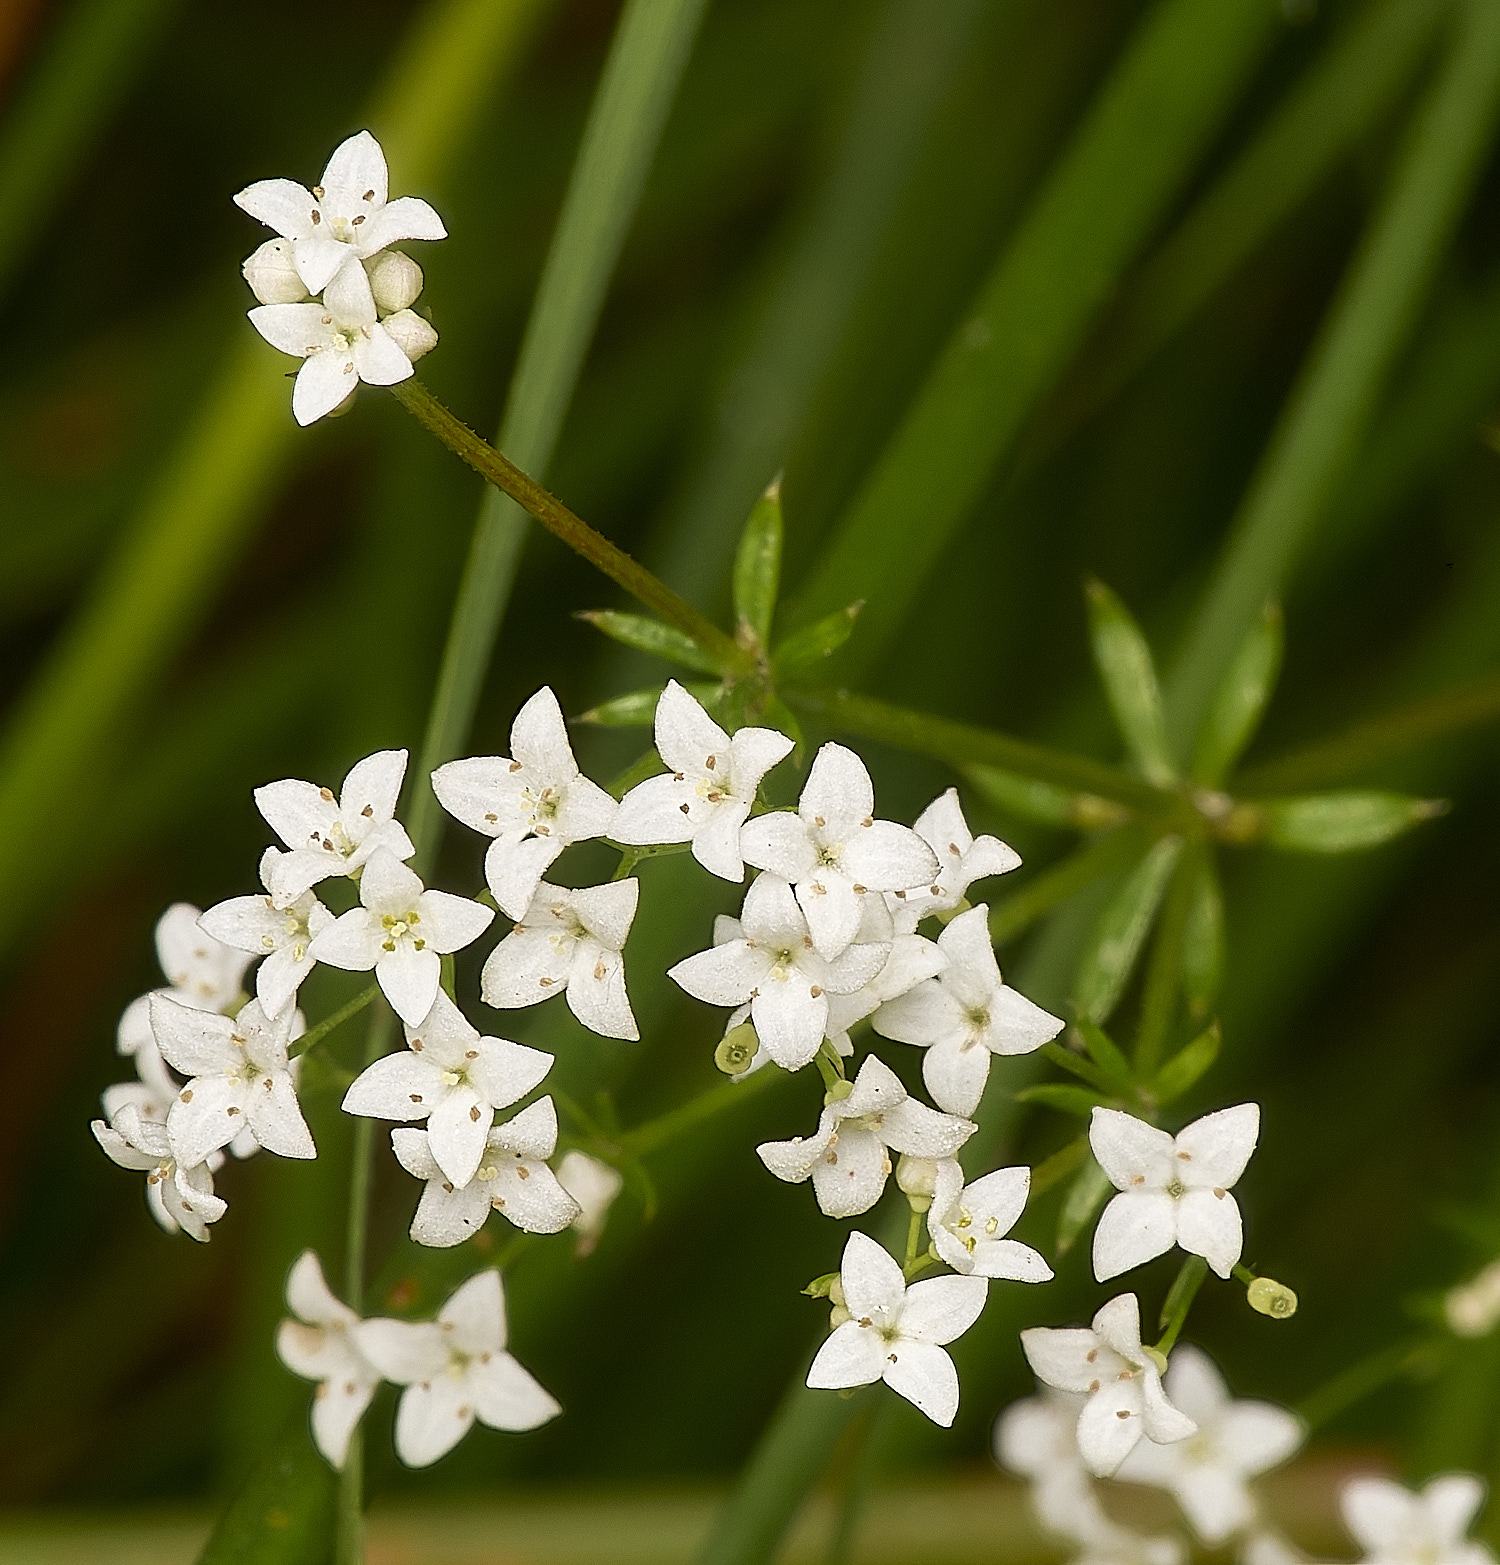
[1090,1104,1259,1281]
[91,1101,226,1241]
[354,1270,559,1468]
[806,1231,987,1427]
[342,989,552,1187]
[887,788,1021,932]
[739,742,939,959]
[1341,1475,1494,1565]
[927,1159,1053,1281]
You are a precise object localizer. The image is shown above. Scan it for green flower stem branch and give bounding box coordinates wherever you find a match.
[618,1064,789,1158]
[287,985,379,1060]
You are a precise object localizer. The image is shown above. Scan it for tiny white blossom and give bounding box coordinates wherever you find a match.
[1446,1259,1500,1338]
[873,904,1063,1114]
[669,873,889,1070]
[481,878,639,1041]
[1021,1294,1197,1476]
[102,1036,184,1127]
[1341,1475,1494,1565]
[928,1159,1053,1281]
[198,849,334,1018]
[367,249,424,312]
[342,989,551,1187]
[392,1098,579,1246]
[807,1230,987,1427]
[758,1055,973,1218]
[307,848,493,1026]
[254,748,414,907]
[242,238,309,304]
[887,788,1021,932]
[822,896,945,1051]
[151,994,316,1169]
[1114,1345,1304,1544]
[611,681,794,881]
[276,1250,381,1469]
[432,688,619,920]
[354,1270,559,1467]
[1090,1104,1260,1281]
[740,742,939,959]
[234,130,445,302]
[555,1150,624,1255]
[92,1101,226,1241]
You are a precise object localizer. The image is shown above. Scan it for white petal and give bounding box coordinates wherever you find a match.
[749,975,827,1070]
[247,303,333,359]
[1077,1378,1146,1475]
[414,889,494,954]
[343,1050,442,1120]
[1141,1361,1198,1445]
[323,255,377,327]
[426,1087,493,1187]
[487,1160,580,1234]
[800,743,874,838]
[668,941,767,1007]
[1093,1189,1179,1280]
[235,178,317,239]
[739,812,819,882]
[920,1035,991,1118]
[321,131,389,208]
[873,982,963,1048]
[564,879,638,951]
[1092,1293,1145,1359]
[1424,1475,1488,1549]
[510,688,577,779]
[553,775,618,844]
[899,1273,987,1345]
[167,1075,247,1169]
[807,1320,885,1390]
[1021,1327,1117,1395]
[439,1269,506,1354]
[245,1071,316,1159]
[353,322,414,386]
[377,943,443,1027]
[796,871,863,961]
[839,1230,906,1323]
[409,1175,492,1248]
[566,942,638,1041]
[1175,1187,1243,1278]
[883,1340,960,1427]
[840,820,940,893]
[292,347,357,425]
[1175,1104,1260,1190]
[809,1126,890,1217]
[1090,1108,1177,1192]
[727,723,795,795]
[983,985,1066,1056]
[693,800,752,883]
[430,756,526,837]
[481,927,573,1010]
[757,1114,834,1184]
[352,1318,447,1384]
[293,234,357,295]
[837,1054,908,1118]
[148,995,238,1077]
[1343,1479,1421,1556]
[471,1351,560,1431]
[310,1374,377,1471]
[355,195,447,254]
[487,835,564,920]
[391,1126,442,1180]
[490,1097,559,1159]
[654,680,730,772]
[394,1376,474,1467]
[470,1036,554,1111]
[1216,1399,1305,1476]
[611,773,698,846]
[973,1238,1053,1283]
[1173,1466,1256,1545]
[877,1098,974,1160]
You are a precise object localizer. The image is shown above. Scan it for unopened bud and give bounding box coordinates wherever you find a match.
[715,1022,759,1075]
[367,249,424,313]
[1445,1259,1500,1338]
[896,1154,939,1213]
[824,1077,854,1104]
[1141,1345,1169,1374]
[1246,1276,1298,1319]
[802,1271,839,1298]
[828,1276,849,1329]
[242,238,307,304]
[381,308,439,364]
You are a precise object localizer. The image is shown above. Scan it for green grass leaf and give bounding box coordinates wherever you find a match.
[1072,835,1183,1024]
[1085,576,1175,786]
[733,478,783,649]
[1192,599,1283,787]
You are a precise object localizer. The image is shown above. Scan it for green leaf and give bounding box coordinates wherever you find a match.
[963,762,1132,831]
[1260,791,1448,853]
[1072,835,1183,1024]
[1085,577,1175,786]
[772,601,863,680]
[733,477,783,649]
[1056,1157,1115,1258]
[1071,1017,1135,1091]
[1039,1040,1119,1096]
[196,1415,336,1564]
[1180,857,1225,1020]
[577,682,724,728]
[1152,1021,1221,1105]
[1017,1083,1110,1117]
[577,610,722,673]
[1191,599,1282,786]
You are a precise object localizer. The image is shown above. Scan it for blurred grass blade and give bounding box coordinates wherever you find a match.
[1056,1156,1114,1257]
[1073,834,1182,1024]
[1260,790,1447,852]
[578,610,721,673]
[1192,599,1282,786]
[1164,0,1500,754]
[732,478,782,648]
[790,0,1280,666]
[1073,1016,1134,1090]
[197,1417,334,1565]
[405,0,712,863]
[963,762,1132,831]
[1085,576,1175,786]
[1180,856,1224,1020]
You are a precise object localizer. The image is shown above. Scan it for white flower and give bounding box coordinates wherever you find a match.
[92,1101,226,1241]
[1341,1475,1494,1565]
[1114,1345,1304,1544]
[758,1055,974,1218]
[307,848,493,1026]
[928,1159,1053,1281]
[151,994,316,1168]
[806,1230,987,1427]
[392,1098,579,1246]
[1021,1294,1197,1476]
[669,873,889,1070]
[555,1150,624,1255]
[822,901,946,1051]
[342,989,551,1186]
[254,748,414,907]
[116,902,253,1064]
[276,1250,381,1469]
[102,1036,184,1127]
[888,788,1021,932]
[1090,1104,1260,1281]
[610,681,794,881]
[996,1389,1107,1539]
[198,850,334,1018]
[480,878,639,1041]
[234,130,445,302]
[1446,1260,1500,1338]
[242,238,309,304]
[873,904,1063,1114]
[432,688,619,919]
[739,742,939,959]
[354,1270,559,1467]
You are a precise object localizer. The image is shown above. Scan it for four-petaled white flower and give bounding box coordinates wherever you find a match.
[1021,1294,1197,1476]
[480,878,639,1041]
[740,742,939,959]
[354,1270,559,1468]
[199,849,334,1017]
[1114,1345,1304,1544]
[392,1098,579,1247]
[275,1250,382,1469]
[757,1055,974,1218]
[807,1230,987,1427]
[1090,1104,1260,1281]
[1341,1474,1495,1565]
[92,1101,226,1241]
[103,1030,186,1127]
[928,1159,1053,1281]
[887,788,1021,932]
[254,748,414,907]
[151,994,315,1169]
[873,904,1063,1114]
[669,873,889,1070]
[555,1150,624,1255]
[432,688,619,919]
[342,989,552,1187]
[610,681,794,881]
[116,902,252,1066]
[307,848,493,1026]
[234,130,445,304]
[821,898,945,1052]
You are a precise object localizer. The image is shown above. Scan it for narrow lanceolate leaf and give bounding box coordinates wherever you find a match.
[1056,1156,1116,1257]
[1072,835,1183,1024]
[1152,1021,1222,1105]
[1018,1082,1111,1117]
[733,478,783,650]
[577,686,665,727]
[963,763,1132,831]
[196,1416,335,1564]
[1260,791,1448,853]
[1180,857,1225,1021]
[1191,599,1283,786]
[1040,1040,1120,1096]
[1086,577,1175,786]
[577,610,723,673]
[772,602,862,680]
[1072,1017,1135,1093]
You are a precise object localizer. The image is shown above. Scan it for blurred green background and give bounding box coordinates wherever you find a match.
[7,0,1500,1556]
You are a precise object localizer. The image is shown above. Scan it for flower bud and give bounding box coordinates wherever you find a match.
[828,1276,849,1329]
[1446,1259,1500,1338]
[802,1271,839,1298]
[895,1154,939,1213]
[367,249,424,313]
[1142,1345,1169,1374]
[824,1077,854,1104]
[715,1021,759,1075]
[242,238,307,304]
[381,309,439,364]
[1246,1276,1298,1319]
